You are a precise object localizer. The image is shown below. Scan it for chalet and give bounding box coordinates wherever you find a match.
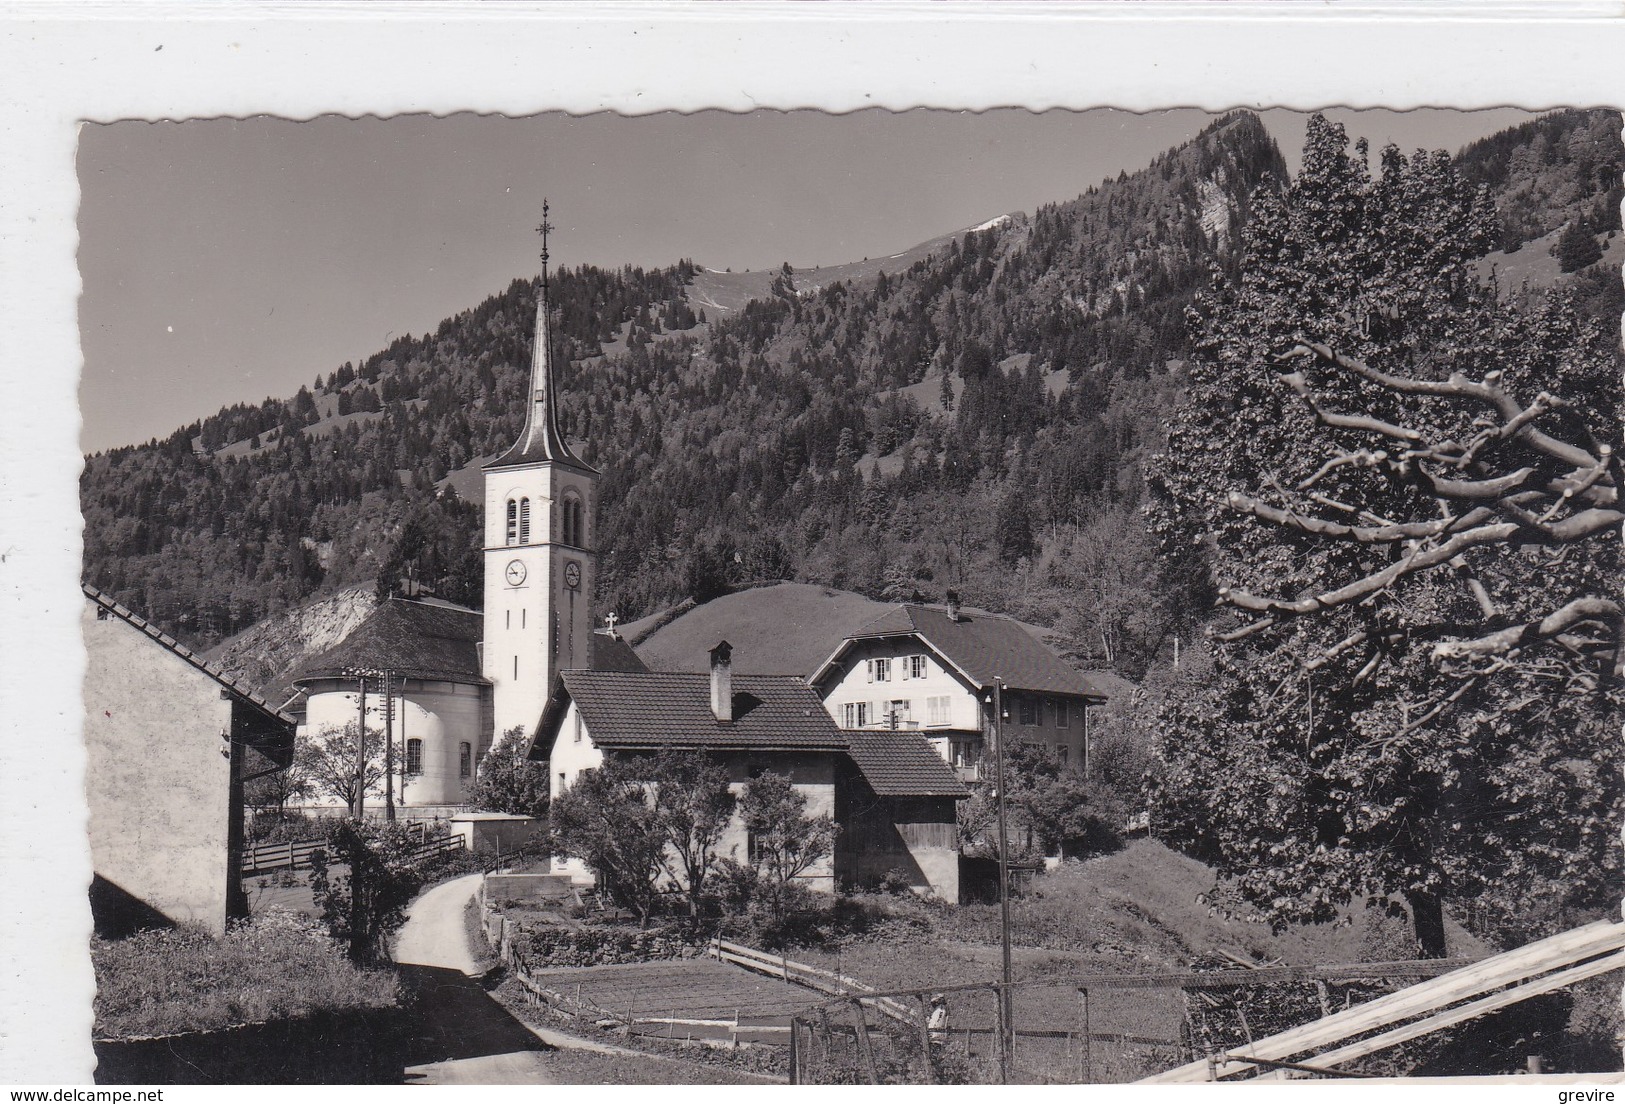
[82,584,295,937]
[810,594,1108,778]
[533,641,966,899]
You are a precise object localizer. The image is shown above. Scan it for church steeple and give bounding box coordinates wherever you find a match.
[483,205,601,744]
[488,200,593,473]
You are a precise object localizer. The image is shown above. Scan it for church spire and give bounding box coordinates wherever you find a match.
[488,200,593,472]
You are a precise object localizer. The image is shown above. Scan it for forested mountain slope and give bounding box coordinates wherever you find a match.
[82,109,1622,689]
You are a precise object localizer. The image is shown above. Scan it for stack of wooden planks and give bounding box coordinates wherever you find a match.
[1140,919,1625,1082]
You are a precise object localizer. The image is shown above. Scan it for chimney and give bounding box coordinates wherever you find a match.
[709,640,733,723]
[945,589,962,623]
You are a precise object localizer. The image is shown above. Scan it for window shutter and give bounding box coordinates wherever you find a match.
[866,659,874,683]
[900,658,910,681]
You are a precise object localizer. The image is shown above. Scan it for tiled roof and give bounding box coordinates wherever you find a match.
[294,598,489,686]
[82,583,296,731]
[827,603,1107,699]
[586,631,649,675]
[845,730,968,797]
[549,671,847,751]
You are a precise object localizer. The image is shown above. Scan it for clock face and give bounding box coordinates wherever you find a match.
[564,560,582,589]
[505,560,527,587]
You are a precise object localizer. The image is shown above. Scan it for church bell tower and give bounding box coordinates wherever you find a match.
[483,202,598,742]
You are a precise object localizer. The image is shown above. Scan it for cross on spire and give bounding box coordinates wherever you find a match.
[535,199,553,288]
[604,611,619,638]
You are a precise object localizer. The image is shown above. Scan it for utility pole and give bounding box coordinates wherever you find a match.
[353,673,367,819]
[991,676,1013,1083]
[382,670,396,822]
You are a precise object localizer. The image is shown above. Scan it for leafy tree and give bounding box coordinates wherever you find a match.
[294,722,386,813]
[1149,115,1621,956]
[737,771,837,921]
[1554,218,1603,273]
[648,748,735,918]
[308,818,424,963]
[548,756,667,922]
[962,739,1124,859]
[471,726,549,819]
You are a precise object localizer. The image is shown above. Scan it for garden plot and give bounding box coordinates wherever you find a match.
[525,958,824,1024]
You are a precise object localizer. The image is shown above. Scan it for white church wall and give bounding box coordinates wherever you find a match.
[299,677,487,808]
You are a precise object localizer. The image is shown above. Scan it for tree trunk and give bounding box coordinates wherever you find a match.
[1406,889,1448,959]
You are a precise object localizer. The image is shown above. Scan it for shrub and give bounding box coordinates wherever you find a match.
[308,819,427,963]
[92,909,399,1039]
[514,923,692,968]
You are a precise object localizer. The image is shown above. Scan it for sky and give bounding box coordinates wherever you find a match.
[76,106,1539,454]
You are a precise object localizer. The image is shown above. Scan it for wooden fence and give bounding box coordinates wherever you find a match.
[241,824,461,876]
[706,937,912,1022]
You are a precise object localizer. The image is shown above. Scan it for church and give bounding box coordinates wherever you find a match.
[290,208,647,813]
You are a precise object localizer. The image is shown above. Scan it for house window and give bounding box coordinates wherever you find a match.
[518,498,531,543]
[459,742,472,777]
[558,771,567,791]
[868,657,892,683]
[951,740,976,767]
[505,499,519,545]
[573,713,583,743]
[1018,696,1038,726]
[842,701,872,728]
[905,655,929,680]
[887,700,911,727]
[927,696,952,726]
[1055,699,1070,728]
[406,738,423,775]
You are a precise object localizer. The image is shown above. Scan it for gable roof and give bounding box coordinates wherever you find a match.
[539,671,847,752]
[844,730,968,797]
[83,583,296,731]
[533,669,966,798]
[811,603,1107,699]
[293,597,488,686]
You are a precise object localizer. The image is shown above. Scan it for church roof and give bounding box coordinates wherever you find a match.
[844,730,968,797]
[82,583,296,732]
[811,603,1107,700]
[587,631,649,674]
[540,671,847,752]
[294,598,488,686]
[485,277,595,475]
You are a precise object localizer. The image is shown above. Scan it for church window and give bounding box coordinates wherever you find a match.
[561,495,584,547]
[459,742,472,777]
[505,610,510,630]
[519,498,531,543]
[406,739,423,775]
[513,656,518,681]
[926,696,952,726]
[505,499,518,545]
